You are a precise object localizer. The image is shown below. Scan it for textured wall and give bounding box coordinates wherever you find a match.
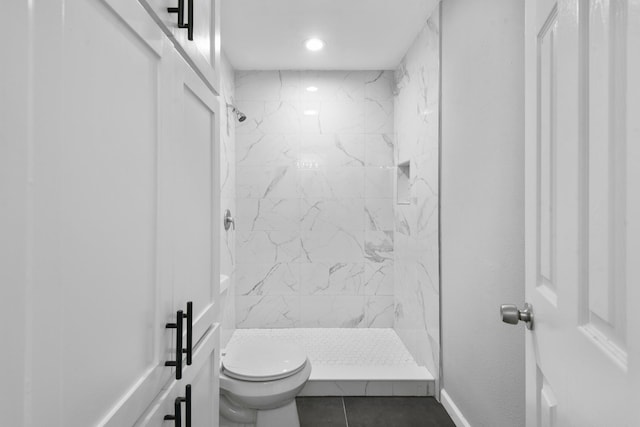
[441,0,525,425]
[393,10,440,380]
[233,70,396,328]
[219,52,236,347]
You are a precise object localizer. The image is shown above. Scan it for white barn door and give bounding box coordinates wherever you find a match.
[523,0,640,426]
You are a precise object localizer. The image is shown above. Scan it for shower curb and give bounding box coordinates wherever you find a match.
[299,365,435,397]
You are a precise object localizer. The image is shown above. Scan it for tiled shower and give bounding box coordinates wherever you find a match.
[219,9,440,393]
[234,69,396,329]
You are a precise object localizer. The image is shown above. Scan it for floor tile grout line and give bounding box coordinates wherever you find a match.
[341,397,349,427]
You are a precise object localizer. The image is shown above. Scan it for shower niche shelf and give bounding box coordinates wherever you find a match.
[397,161,411,205]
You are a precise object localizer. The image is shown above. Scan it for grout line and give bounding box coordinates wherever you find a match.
[341,397,349,427]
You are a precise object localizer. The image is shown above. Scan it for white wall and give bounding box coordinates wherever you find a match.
[393,9,440,381]
[440,0,525,426]
[0,2,28,424]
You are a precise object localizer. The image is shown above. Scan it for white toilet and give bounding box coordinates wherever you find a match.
[219,338,312,427]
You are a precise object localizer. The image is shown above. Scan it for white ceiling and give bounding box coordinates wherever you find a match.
[221,0,440,70]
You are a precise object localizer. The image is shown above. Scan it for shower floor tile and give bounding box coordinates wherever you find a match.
[227,328,435,396]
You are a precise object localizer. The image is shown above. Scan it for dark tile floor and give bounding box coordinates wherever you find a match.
[297,397,456,427]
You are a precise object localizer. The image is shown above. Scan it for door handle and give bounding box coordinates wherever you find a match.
[187,0,193,41]
[500,303,534,330]
[185,301,193,366]
[165,302,193,378]
[185,385,191,427]
[167,0,194,41]
[167,0,187,29]
[165,309,185,379]
[163,385,191,427]
[164,396,184,427]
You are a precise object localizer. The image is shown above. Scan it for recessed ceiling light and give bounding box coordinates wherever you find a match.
[303,109,318,116]
[305,38,325,52]
[306,86,319,92]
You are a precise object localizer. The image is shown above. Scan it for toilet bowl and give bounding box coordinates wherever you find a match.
[219,338,312,427]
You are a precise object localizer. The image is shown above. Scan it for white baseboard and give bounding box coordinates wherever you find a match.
[441,389,472,427]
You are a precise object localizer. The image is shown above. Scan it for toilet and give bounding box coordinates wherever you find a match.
[219,338,312,427]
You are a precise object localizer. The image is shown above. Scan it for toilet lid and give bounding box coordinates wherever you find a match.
[222,338,307,382]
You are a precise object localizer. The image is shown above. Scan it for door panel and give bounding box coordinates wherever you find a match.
[525,1,639,426]
[537,372,558,427]
[536,3,558,305]
[172,57,220,347]
[28,1,175,425]
[60,10,159,420]
[582,0,627,355]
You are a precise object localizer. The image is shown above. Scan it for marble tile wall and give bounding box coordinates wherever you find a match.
[393,9,440,381]
[219,53,236,348]
[234,70,396,328]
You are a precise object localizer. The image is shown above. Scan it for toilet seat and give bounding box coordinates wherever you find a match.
[222,338,307,382]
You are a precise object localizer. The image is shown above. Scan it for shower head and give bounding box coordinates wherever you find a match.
[227,103,247,122]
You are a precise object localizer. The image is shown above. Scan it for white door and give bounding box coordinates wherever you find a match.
[170,54,221,347]
[523,0,640,426]
[2,1,221,425]
[8,1,179,425]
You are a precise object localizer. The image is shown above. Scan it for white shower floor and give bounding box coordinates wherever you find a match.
[225,328,435,396]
